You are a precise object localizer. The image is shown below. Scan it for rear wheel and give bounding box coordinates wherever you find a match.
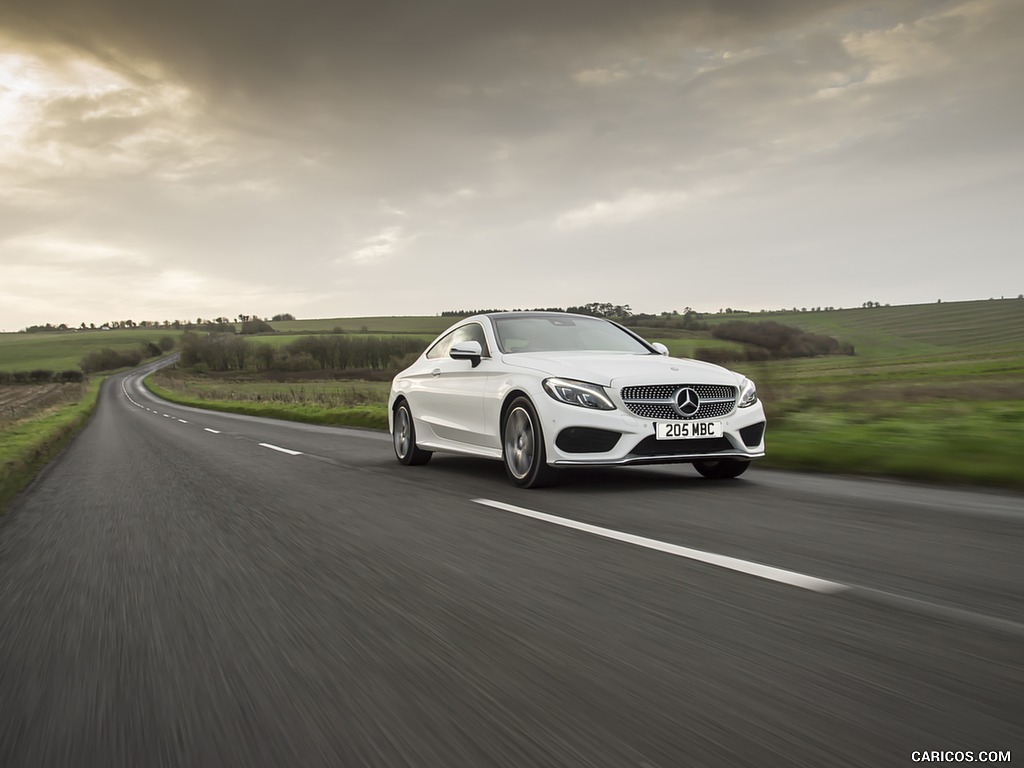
[693,459,750,479]
[393,401,432,466]
[502,397,557,488]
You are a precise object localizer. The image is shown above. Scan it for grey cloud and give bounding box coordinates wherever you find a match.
[1,0,1021,328]
[5,1,867,108]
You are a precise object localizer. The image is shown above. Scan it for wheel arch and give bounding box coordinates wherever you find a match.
[499,389,533,438]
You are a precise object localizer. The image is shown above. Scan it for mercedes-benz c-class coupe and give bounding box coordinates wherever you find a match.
[388,312,766,488]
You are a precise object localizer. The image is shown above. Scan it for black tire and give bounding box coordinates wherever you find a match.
[693,459,750,479]
[502,397,557,488]
[393,401,432,466]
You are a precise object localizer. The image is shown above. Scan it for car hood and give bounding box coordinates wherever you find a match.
[500,351,741,388]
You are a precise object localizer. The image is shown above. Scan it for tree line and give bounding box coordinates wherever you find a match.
[21,313,295,333]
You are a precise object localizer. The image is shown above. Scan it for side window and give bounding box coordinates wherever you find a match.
[451,323,490,357]
[425,329,457,360]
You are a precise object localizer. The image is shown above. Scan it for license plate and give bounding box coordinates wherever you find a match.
[656,421,723,440]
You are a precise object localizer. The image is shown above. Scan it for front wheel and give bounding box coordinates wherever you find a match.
[693,459,750,479]
[502,398,557,488]
[393,401,432,466]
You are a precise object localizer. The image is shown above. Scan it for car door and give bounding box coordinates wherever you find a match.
[413,323,492,448]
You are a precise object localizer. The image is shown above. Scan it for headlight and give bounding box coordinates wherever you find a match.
[737,377,758,408]
[543,378,616,410]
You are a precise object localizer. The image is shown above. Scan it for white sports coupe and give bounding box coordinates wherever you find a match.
[388,312,766,488]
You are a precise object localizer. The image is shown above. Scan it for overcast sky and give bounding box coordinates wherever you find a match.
[1,0,1022,330]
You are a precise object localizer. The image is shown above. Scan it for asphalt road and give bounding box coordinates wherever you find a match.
[1,367,1022,767]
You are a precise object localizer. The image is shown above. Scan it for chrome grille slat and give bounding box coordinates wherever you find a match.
[620,383,737,421]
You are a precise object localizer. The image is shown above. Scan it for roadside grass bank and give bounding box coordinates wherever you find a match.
[147,368,1024,491]
[748,356,1024,490]
[760,402,1024,491]
[144,372,388,430]
[0,377,103,512]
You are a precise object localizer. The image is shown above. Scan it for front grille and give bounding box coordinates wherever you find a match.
[620,384,737,421]
[556,427,621,454]
[630,436,733,457]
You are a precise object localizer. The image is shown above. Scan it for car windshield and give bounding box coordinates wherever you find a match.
[493,315,654,354]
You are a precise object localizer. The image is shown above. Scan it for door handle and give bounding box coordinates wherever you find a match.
[431,368,441,377]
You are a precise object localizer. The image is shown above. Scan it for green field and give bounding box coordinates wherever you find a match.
[0,329,181,372]
[257,298,1024,360]
[8,298,1024,491]
[698,298,1024,358]
[148,298,1024,490]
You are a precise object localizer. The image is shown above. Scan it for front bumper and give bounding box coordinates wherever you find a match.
[535,394,766,467]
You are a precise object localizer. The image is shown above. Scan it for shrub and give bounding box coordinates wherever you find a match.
[710,321,852,359]
[283,335,425,370]
[80,347,143,373]
[240,319,275,335]
[158,336,176,352]
[29,369,54,383]
[57,369,86,383]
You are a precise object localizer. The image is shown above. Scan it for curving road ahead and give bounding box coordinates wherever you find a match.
[1,366,1022,767]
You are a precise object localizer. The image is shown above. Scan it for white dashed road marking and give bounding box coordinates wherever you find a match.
[204,428,221,434]
[259,443,302,456]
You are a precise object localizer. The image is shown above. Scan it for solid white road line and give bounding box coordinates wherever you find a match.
[204,428,221,434]
[473,498,1024,637]
[259,443,302,456]
[474,498,845,593]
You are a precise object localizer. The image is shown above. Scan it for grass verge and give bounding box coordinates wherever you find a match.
[0,377,104,512]
[143,376,388,430]
[762,401,1024,491]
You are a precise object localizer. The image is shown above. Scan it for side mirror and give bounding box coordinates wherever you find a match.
[450,340,483,367]
[651,342,670,356]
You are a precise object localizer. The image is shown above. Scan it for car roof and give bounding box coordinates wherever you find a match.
[481,311,606,321]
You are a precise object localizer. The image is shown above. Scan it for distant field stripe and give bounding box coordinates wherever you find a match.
[259,442,302,456]
[204,428,221,434]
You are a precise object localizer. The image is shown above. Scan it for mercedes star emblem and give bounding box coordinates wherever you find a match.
[674,387,700,417]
